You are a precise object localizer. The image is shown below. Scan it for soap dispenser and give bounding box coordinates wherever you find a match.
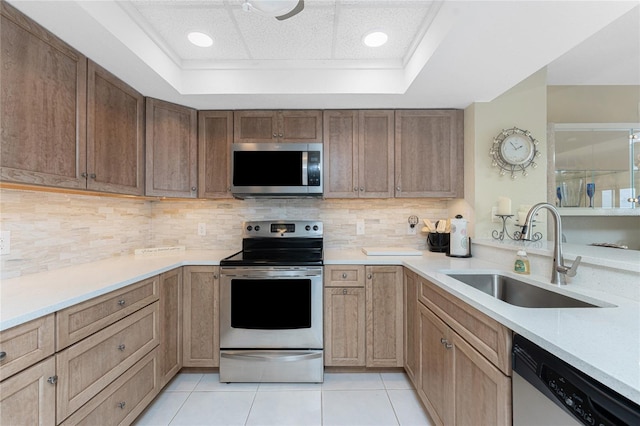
[514,250,530,275]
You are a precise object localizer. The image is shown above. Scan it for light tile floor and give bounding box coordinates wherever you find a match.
[135,372,433,426]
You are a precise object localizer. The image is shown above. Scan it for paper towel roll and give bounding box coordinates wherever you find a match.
[449,218,469,257]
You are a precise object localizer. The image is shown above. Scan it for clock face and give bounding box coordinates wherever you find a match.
[500,134,534,165]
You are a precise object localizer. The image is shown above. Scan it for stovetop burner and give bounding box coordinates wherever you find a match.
[221,220,323,267]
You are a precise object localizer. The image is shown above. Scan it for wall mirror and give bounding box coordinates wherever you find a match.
[551,124,639,210]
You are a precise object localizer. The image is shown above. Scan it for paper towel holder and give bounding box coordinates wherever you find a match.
[446,215,472,258]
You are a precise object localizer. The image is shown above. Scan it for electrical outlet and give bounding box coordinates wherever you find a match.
[407,223,417,235]
[356,219,365,235]
[197,223,206,236]
[0,231,11,255]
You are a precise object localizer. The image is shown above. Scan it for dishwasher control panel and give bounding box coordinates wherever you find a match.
[542,366,602,425]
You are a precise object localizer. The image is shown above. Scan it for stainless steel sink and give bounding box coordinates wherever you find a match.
[446,274,599,308]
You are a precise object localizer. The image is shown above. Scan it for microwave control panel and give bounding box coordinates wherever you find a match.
[308,151,321,186]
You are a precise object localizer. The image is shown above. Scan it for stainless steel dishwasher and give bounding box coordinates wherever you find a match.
[512,334,640,426]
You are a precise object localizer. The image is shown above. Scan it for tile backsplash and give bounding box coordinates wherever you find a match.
[1,189,447,278]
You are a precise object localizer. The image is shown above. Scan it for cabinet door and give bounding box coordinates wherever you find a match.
[145,98,198,197]
[418,303,453,426]
[159,268,182,387]
[0,314,54,381]
[0,357,56,426]
[233,111,278,143]
[395,110,463,198]
[198,111,233,198]
[323,111,359,198]
[0,2,87,189]
[280,110,323,143]
[453,332,511,426]
[183,266,219,367]
[365,266,403,367]
[323,287,365,366]
[87,60,144,195]
[403,269,419,383]
[359,110,394,198]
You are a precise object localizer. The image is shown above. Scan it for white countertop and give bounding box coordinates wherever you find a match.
[1,248,638,405]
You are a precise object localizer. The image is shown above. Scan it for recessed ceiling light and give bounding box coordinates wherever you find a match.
[363,31,388,48]
[188,32,213,48]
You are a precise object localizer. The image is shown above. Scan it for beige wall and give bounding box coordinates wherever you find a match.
[462,69,549,239]
[548,85,640,123]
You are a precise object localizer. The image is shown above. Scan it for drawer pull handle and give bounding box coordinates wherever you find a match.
[118,299,126,306]
[367,274,372,279]
[342,273,347,279]
[118,402,126,409]
[47,375,58,385]
[440,338,453,349]
[0,351,6,362]
[342,289,347,295]
[118,344,126,351]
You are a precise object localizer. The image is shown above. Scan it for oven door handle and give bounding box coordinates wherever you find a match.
[221,351,322,363]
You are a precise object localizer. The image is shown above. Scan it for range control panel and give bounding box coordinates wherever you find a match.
[242,220,323,238]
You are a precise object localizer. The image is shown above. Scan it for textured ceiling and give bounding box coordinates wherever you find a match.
[6,1,639,110]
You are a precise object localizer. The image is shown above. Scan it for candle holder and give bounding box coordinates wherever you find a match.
[492,215,542,242]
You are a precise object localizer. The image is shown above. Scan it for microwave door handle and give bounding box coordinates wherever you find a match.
[302,151,308,186]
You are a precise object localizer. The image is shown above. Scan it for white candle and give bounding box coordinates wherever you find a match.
[497,197,512,215]
[518,211,527,225]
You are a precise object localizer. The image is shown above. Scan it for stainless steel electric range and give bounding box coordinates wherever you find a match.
[219,220,324,383]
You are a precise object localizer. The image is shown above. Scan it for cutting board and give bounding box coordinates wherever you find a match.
[362,247,422,256]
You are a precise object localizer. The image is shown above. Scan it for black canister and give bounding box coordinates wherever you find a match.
[427,232,450,253]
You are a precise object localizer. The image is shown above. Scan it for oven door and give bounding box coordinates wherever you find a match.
[220,266,323,349]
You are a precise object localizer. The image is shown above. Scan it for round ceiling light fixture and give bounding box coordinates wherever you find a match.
[363,31,388,47]
[187,31,213,47]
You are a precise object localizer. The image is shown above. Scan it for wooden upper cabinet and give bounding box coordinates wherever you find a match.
[359,110,395,198]
[323,110,394,198]
[145,98,198,198]
[87,60,144,195]
[323,111,359,198]
[234,110,322,143]
[198,111,233,198]
[395,110,463,198]
[0,1,87,189]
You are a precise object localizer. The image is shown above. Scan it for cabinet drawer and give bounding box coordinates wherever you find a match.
[56,276,159,350]
[0,357,56,426]
[418,278,511,375]
[61,348,159,426]
[56,302,159,423]
[0,314,55,381]
[324,265,365,287]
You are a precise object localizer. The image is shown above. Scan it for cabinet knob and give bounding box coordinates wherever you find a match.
[214,274,219,279]
[273,133,277,137]
[191,187,197,192]
[90,173,96,179]
[359,187,364,191]
[440,338,452,349]
[354,187,358,192]
[117,299,126,306]
[396,186,401,191]
[367,274,372,279]
[342,273,347,279]
[81,172,88,178]
[343,289,348,295]
[0,351,6,362]
[117,344,126,351]
[118,401,126,410]
[278,133,283,137]
[47,375,58,385]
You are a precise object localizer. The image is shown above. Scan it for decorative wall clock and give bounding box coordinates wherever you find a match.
[490,127,540,179]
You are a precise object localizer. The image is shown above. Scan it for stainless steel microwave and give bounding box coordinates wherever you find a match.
[231,143,323,198]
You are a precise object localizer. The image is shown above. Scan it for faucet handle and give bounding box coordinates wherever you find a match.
[558,256,582,277]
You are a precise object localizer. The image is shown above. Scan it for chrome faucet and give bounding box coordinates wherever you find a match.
[520,202,581,285]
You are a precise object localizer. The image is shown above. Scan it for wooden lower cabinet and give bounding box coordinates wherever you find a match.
[61,348,160,426]
[183,266,219,367]
[417,303,511,426]
[403,269,419,383]
[0,357,56,426]
[0,314,55,381]
[365,266,403,367]
[159,268,183,387]
[56,303,159,423]
[324,286,366,366]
